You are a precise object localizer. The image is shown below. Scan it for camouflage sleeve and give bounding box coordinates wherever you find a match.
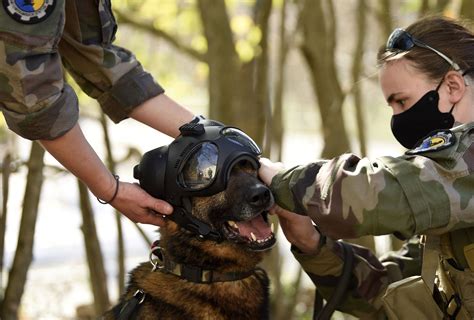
[0,0,79,140]
[292,236,423,318]
[58,0,164,123]
[292,237,388,318]
[271,123,474,240]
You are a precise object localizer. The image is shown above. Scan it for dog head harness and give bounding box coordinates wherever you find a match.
[133,116,262,241]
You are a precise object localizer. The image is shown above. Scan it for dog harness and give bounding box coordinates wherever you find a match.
[115,240,263,319]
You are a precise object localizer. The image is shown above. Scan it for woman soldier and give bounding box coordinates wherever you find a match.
[259,16,474,319]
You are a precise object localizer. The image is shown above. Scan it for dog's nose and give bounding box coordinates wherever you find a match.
[246,185,272,208]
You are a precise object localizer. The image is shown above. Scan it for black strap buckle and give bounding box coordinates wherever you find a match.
[117,289,146,320]
[133,289,146,304]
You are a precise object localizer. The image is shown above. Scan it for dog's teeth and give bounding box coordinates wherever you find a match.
[250,232,257,242]
[270,223,274,233]
[228,221,239,229]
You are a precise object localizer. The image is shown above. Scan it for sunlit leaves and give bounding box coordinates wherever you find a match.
[191,35,208,53]
[231,14,262,62]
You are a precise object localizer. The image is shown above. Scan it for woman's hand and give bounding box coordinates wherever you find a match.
[110,181,173,226]
[272,205,321,254]
[258,157,285,186]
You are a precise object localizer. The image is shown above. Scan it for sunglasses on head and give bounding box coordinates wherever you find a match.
[386,28,461,71]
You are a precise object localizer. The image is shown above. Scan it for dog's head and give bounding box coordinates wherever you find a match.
[187,158,276,251]
[135,119,276,269]
[157,157,275,271]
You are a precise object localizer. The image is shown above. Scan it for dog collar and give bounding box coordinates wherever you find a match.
[150,240,256,284]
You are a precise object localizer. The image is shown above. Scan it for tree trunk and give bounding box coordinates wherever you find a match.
[271,0,289,161]
[1,142,44,320]
[299,0,350,158]
[197,0,271,146]
[376,0,392,40]
[460,0,474,20]
[197,0,241,127]
[99,112,125,296]
[352,0,368,157]
[248,0,272,147]
[419,0,430,17]
[434,0,450,12]
[0,153,11,290]
[78,180,110,316]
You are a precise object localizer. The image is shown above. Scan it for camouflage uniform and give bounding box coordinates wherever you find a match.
[0,0,164,140]
[270,122,474,318]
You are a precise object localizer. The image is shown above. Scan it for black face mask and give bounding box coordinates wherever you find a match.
[390,81,455,149]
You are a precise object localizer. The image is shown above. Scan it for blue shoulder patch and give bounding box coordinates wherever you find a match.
[3,0,56,24]
[405,129,456,155]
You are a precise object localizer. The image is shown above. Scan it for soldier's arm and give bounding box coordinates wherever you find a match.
[273,205,423,318]
[292,237,389,318]
[272,204,389,317]
[293,236,424,317]
[262,123,473,240]
[0,1,196,225]
[39,93,194,224]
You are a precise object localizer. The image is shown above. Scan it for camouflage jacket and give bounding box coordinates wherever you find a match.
[270,122,474,318]
[0,0,163,140]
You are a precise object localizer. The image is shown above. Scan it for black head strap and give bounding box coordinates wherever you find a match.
[167,197,222,242]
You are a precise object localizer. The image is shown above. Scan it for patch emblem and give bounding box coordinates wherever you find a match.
[2,0,56,24]
[406,130,456,155]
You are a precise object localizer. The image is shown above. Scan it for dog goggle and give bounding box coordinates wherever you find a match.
[134,118,261,202]
[179,128,260,191]
[385,28,461,71]
[134,118,262,241]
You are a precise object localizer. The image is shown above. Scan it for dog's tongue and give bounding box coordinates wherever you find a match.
[236,215,272,239]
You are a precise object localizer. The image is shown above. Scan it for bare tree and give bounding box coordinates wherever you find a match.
[270,0,289,161]
[197,0,242,124]
[352,0,368,157]
[99,112,126,296]
[298,0,350,158]
[78,180,110,316]
[1,142,44,320]
[0,152,11,289]
[117,1,272,144]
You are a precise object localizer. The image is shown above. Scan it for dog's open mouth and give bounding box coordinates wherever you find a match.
[222,212,276,251]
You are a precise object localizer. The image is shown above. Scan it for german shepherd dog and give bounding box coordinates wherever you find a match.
[103,160,276,319]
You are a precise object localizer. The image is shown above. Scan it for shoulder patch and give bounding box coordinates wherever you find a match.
[2,0,56,24]
[405,130,456,155]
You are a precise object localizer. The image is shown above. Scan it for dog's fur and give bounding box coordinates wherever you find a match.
[103,161,275,320]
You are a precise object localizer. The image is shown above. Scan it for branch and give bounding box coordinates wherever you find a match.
[114,9,207,63]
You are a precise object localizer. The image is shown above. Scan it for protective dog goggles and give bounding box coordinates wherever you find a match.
[386,28,460,71]
[134,121,262,203]
[179,128,261,191]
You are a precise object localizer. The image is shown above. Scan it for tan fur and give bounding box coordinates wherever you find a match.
[103,163,271,320]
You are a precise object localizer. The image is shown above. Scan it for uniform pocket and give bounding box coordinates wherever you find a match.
[445,262,474,316]
[382,276,444,320]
